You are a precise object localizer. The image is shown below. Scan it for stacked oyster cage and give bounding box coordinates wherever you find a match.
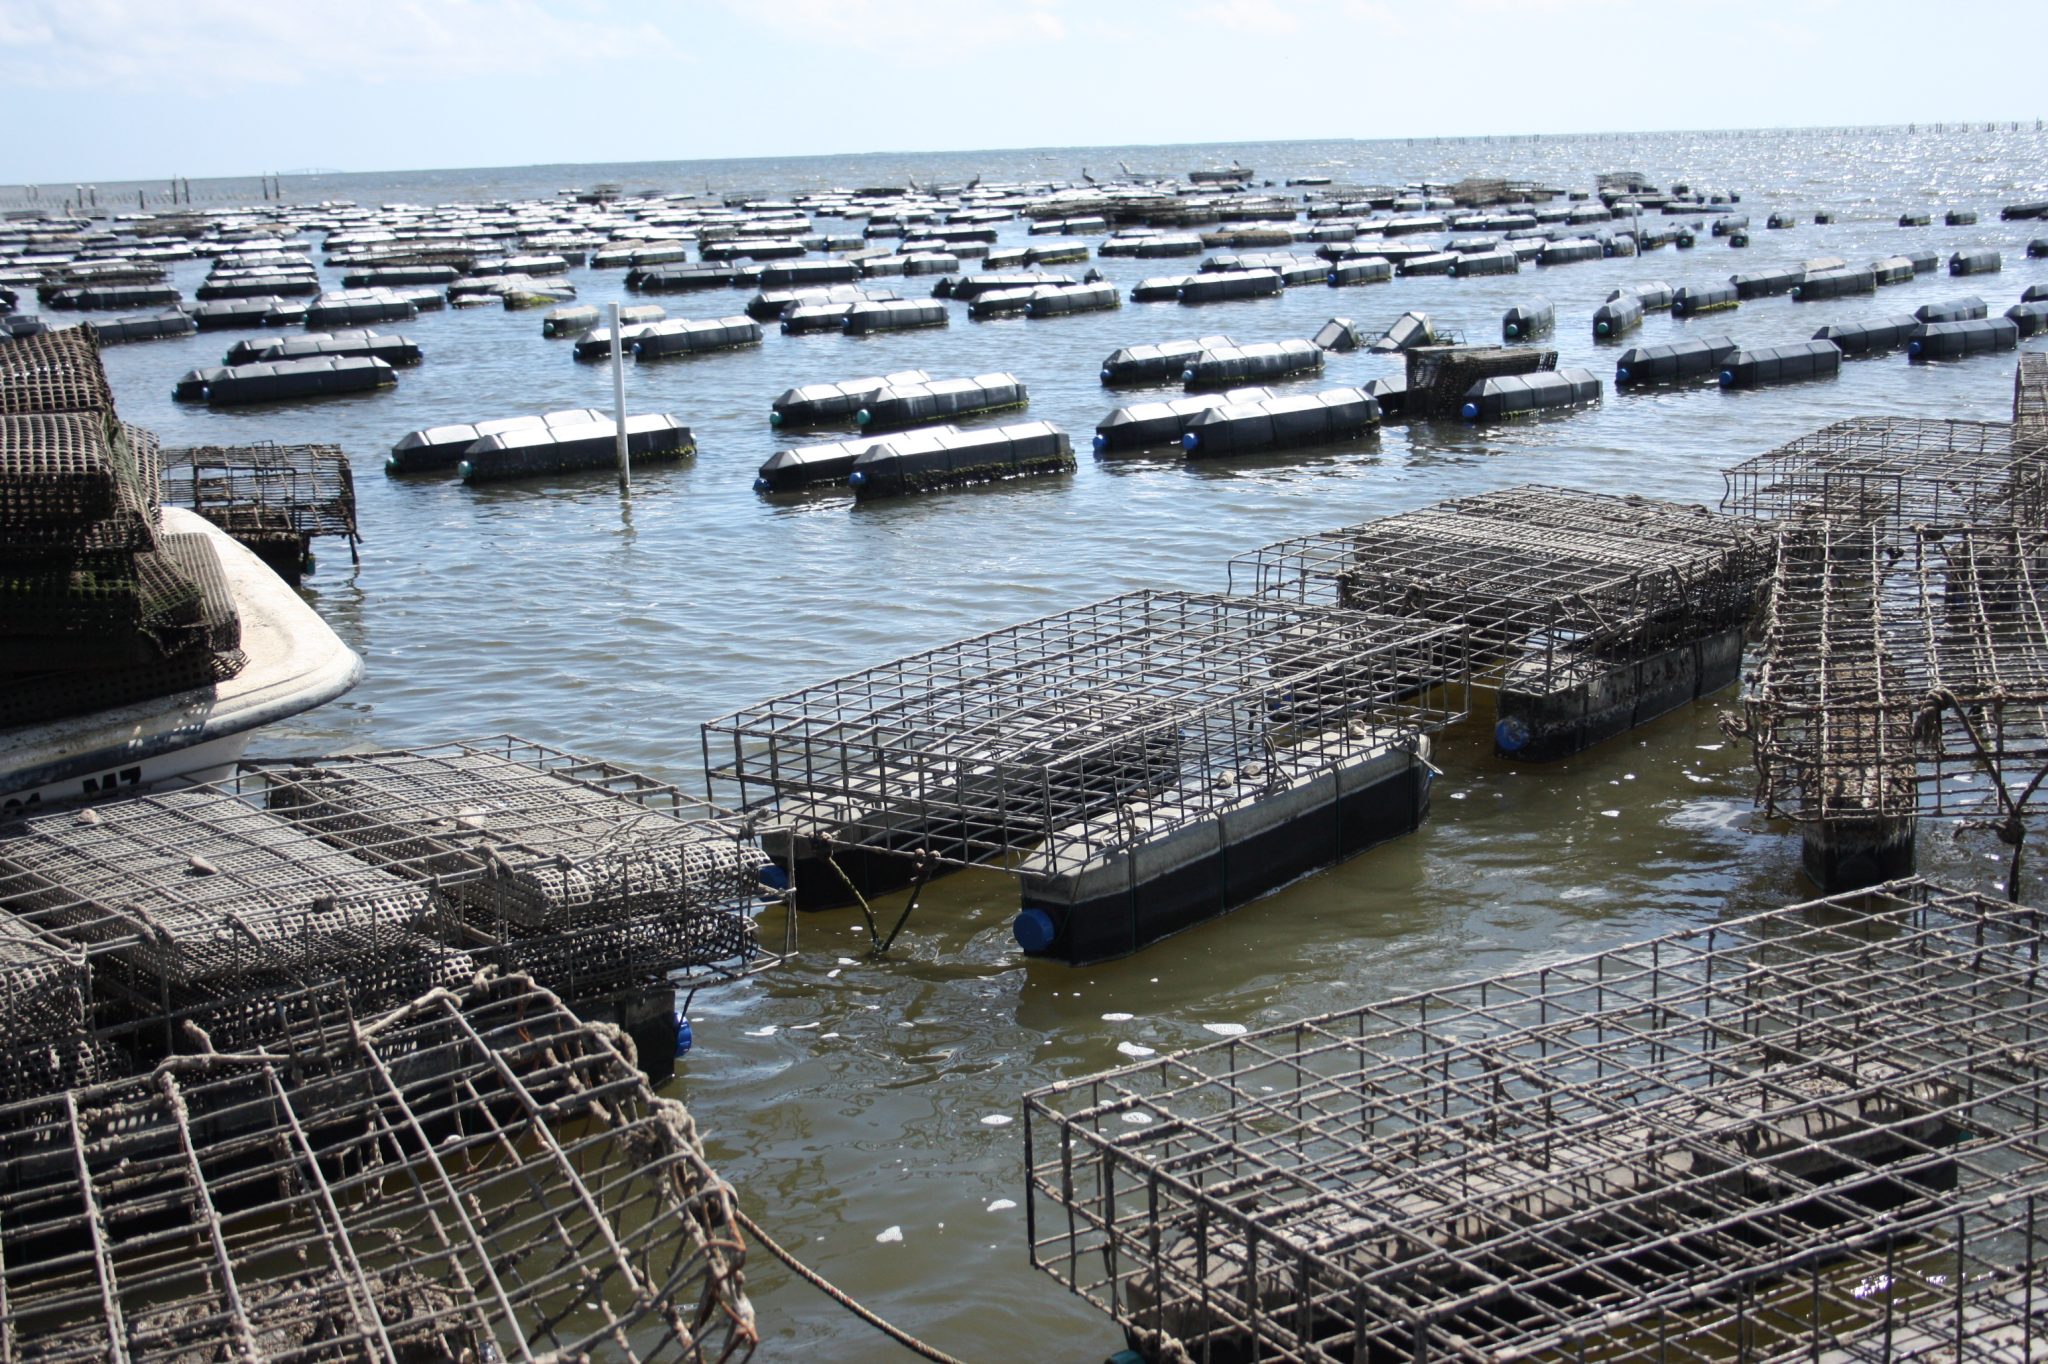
[0,326,245,727]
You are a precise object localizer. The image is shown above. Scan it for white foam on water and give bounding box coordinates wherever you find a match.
[1121,1111,1153,1125]
[981,1114,1012,1126]
[987,1198,1017,1212]
[875,1226,903,1244]
[1600,809,1620,817]
[1100,1011,1133,1021]
[744,1026,777,1037]
[1202,1022,1248,1037]
[1117,1041,1156,1058]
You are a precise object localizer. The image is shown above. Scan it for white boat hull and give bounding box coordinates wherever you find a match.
[0,508,363,813]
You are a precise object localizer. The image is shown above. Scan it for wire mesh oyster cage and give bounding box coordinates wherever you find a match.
[1229,485,1771,689]
[0,738,787,1058]
[1027,876,2048,1364]
[0,973,758,1362]
[0,324,116,417]
[1722,417,2048,539]
[1740,518,2048,835]
[158,439,361,552]
[704,590,1464,873]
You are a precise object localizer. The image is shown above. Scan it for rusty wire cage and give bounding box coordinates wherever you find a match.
[158,440,361,559]
[1739,519,2048,843]
[0,973,758,1363]
[1722,417,2048,537]
[702,590,1464,872]
[0,737,784,1058]
[1026,876,2048,1364]
[2019,353,2048,437]
[1228,486,1770,691]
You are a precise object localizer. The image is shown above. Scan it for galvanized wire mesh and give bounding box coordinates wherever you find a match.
[704,590,1462,870]
[1027,877,2048,1364]
[251,738,766,934]
[0,973,757,1363]
[158,440,360,544]
[0,738,779,1051]
[1229,486,1769,688]
[1741,518,2048,825]
[0,411,158,544]
[1722,418,2048,536]
[0,907,109,1102]
[2020,354,2048,438]
[0,785,441,988]
[0,324,115,415]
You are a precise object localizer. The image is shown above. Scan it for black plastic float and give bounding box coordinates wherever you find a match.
[1719,340,1843,388]
[1908,317,2019,360]
[1812,315,1921,356]
[1613,335,1738,385]
[1180,387,1380,456]
[1502,300,1554,340]
[1183,339,1323,388]
[1460,368,1601,420]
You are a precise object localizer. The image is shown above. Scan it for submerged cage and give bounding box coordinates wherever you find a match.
[1740,518,2048,843]
[1722,417,2048,535]
[1229,485,1770,691]
[0,737,785,1056]
[1027,876,2048,1364]
[158,440,362,571]
[703,590,1464,873]
[0,973,757,1363]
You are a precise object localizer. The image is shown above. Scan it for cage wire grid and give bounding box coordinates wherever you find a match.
[1024,877,2048,1364]
[158,439,361,546]
[0,325,116,417]
[0,736,785,1055]
[1740,519,2048,830]
[1721,418,2048,537]
[701,590,1465,870]
[0,973,758,1364]
[1225,486,1769,686]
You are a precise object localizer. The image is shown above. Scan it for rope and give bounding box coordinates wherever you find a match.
[733,1208,973,1364]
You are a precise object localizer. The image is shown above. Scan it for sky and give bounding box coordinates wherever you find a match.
[2,0,2044,184]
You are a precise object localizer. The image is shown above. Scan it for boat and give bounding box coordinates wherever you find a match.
[0,327,361,814]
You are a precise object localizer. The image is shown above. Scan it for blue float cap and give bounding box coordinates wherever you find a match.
[1327,273,1338,285]
[756,862,790,890]
[385,454,402,472]
[768,410,782,426]
[1909,339,1923,356]
[1791,287,1803,300]
[847,470,866,487]
[457,459,474,479]
[1719,370,1735,386]
[1091,432,1107,452]
[752,475,771,493]
[1596,320,1609,335]
[1181,432,1199,451]
[1181,368,1196,383]
[198,386,210,399]
[1013,906,1058,955]
[1495,715,1531,753]
[1504,323,1519,338]
[855,409,871,426]
[631,342,643,356]
[1460,401,1479,420]
[674,1013,694,1057]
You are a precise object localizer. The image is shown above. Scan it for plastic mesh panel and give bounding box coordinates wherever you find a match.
[0,325,115,415]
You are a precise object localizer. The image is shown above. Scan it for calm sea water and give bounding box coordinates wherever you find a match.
[72,129,2048,1360]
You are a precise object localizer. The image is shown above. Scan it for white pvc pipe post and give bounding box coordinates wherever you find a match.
[608,301,630,496]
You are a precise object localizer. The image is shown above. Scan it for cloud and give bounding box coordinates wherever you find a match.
[1193,0,1302,32]
[710,0,1069,55]
[1,0,686,90]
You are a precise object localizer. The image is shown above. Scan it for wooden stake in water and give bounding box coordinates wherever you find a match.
[608,301,631,496]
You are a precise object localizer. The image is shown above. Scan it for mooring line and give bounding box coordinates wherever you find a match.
[733,1208,973,1364]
